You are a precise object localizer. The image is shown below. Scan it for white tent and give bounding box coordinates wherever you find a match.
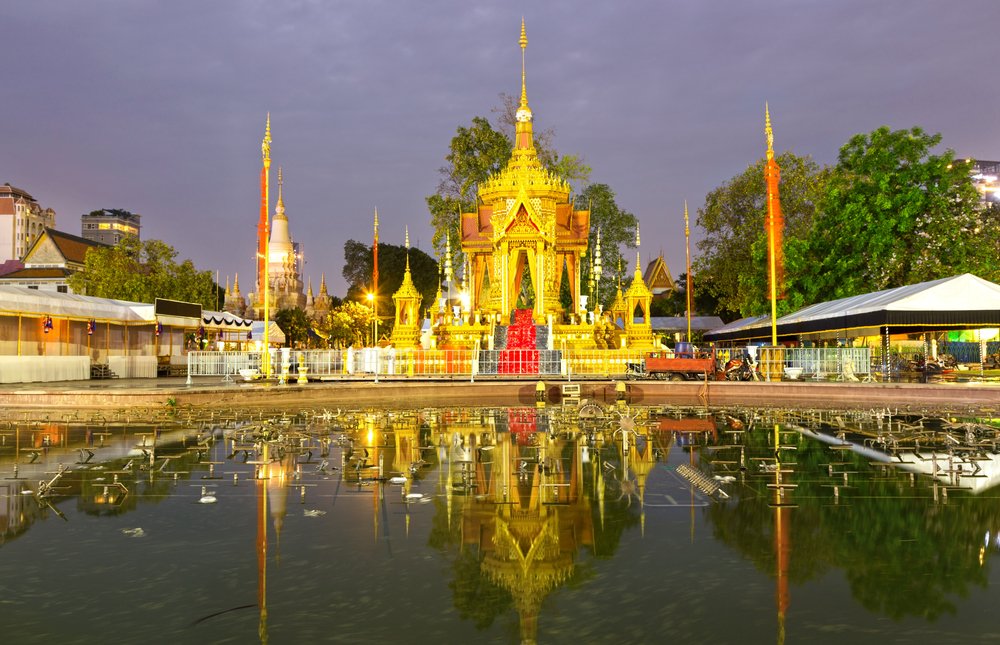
[706,274,1000,343]
[250,320,286,345]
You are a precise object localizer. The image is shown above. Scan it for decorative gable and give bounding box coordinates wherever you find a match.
[23,235,66,268]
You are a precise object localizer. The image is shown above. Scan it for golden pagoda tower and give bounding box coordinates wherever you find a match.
[623,223,654,348]
[391,227,423,348]
[459,19,590,325]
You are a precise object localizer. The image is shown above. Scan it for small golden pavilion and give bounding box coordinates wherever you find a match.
[394,21,654,353]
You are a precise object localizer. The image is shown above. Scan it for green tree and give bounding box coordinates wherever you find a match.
[428,117,512,258]
[798,127,994,302]
[694,152,828,318]
[68,236,220,310]
[274,307,311,347]
[341,240,439,320]
[578,183,638,307]
[315,300,376,348]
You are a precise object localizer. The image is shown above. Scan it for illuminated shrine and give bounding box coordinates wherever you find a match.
[417,21,655,357]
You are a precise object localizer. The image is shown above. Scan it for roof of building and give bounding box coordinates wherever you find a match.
[704,273,1000,343]
[0,267,72,279]
[0,285,151,322]
[26,228,107,265]
[642,255,676,295]
[0,183,36,201]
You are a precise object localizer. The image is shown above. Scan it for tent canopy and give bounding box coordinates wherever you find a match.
[0,285,151,322]
[705,274,1000,343]
[203,310,252,329]
[250,320,286,345]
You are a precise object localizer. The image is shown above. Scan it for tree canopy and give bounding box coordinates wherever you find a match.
[341,240,439,317]
[694,152,828,319]
[274,307,311,347]
[578,183,638,307]
[795,126,993,302]
[68,236,220,310]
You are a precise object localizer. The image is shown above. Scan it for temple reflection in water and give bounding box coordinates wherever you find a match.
[3,403,1000,643]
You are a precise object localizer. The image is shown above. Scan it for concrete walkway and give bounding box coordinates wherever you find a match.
[0,375,998,413]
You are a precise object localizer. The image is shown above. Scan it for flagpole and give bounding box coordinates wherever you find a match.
[684,201,692,343]
[261,116,272,378]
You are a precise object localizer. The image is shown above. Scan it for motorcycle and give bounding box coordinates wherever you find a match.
[724,356,756,381]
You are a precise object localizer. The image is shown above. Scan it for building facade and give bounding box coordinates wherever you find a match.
[0,228,106,293]
[80,209,141,245]
[0,183,56,264]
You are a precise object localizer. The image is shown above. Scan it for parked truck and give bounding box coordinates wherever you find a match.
[626,348,720,381]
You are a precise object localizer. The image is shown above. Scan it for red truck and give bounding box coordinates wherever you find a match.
[626,349,720,381]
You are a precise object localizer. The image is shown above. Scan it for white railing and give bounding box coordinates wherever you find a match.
[182,347,870,381]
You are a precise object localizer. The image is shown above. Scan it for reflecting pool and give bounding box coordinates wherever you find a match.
[2,403,1000,644]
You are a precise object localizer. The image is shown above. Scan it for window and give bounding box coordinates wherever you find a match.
[28,285,38,290]
[57,285,68,293]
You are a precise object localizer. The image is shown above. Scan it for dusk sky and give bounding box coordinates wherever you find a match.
[4,1,999,298]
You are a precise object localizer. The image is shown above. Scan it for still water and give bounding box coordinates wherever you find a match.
[2,403,1000,644]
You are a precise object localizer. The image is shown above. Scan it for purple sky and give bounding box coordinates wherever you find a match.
[3,1,998,298]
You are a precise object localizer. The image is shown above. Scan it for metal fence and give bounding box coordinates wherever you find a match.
[784,347,872,380]
[187,347,871,381]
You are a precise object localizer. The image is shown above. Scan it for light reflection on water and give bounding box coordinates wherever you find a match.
[2,404,1000,644]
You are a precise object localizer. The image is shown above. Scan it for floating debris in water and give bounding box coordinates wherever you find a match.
[388,476,407,485]
[198,486,217,504]
[122,527,145,538]
[303,509,326,517]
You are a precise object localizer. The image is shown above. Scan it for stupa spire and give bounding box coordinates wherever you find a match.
[319,272,327,295]
[275,167,285,219]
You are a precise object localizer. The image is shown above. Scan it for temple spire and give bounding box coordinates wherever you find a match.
[634,222,641,277]
[319,272,327,295]
[404,225,411,271]
[519,17,529,109]
[513,19,535,152]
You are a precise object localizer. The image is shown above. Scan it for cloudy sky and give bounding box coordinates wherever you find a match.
[4,1,998,297]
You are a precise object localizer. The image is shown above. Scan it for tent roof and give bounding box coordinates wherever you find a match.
[250,320,286,344]
[203,310,252,328]
[705,274,1000,343]
[0,285,152,322]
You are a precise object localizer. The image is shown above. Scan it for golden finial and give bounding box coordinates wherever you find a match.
[635,221,641,247]
[374,207,379,232]
[234,272,240,293]
[765,102,774,160]
[519,18,529,109]
[684,200,689,236]
[405,225,410,249]
[320,272,327,294]
[262,113,272,163]
[277,166,283,203]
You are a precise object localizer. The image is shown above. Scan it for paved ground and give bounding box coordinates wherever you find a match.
[1,374,998,414]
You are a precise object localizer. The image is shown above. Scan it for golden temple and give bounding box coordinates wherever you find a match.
[397,20,655,354]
